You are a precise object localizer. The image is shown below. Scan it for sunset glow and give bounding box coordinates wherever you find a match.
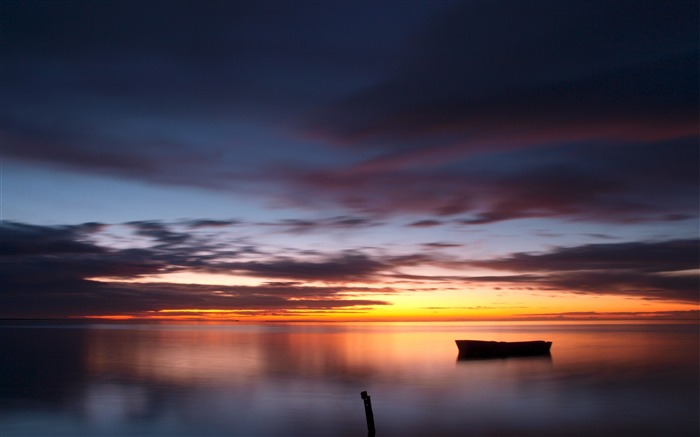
[1,0,698,322]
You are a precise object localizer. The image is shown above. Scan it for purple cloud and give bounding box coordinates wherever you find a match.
[1,220,697,318]
[469,239,699,303]
[2,1,696,228]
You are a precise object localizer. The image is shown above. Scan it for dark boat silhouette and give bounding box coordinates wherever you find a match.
[455,340,552,359]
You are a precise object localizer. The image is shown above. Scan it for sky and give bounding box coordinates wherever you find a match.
[1,0,698,321]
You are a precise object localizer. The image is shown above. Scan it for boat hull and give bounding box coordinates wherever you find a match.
[455,340,552,359]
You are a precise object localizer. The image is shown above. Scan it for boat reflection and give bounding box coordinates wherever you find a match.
[457,352,552,363]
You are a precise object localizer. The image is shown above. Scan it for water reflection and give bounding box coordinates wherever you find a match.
[1,321,698,436]
[1,325,89,404]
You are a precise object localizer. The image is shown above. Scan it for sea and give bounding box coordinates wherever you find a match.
[1,321,698,437]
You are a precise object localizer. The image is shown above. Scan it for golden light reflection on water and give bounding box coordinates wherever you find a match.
[83,322,699,386]
[3,321,696,437]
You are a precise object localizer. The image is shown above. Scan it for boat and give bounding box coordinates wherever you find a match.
[455,340,552,359]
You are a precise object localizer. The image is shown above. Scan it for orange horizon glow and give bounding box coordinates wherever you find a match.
[74,307,700,323]
[73,272,700,323]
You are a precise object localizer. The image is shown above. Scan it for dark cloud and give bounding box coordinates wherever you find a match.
[1,120,158,175]
[384,238,700,303]
[285,138,699,223]
[546,271,697,302]
[1,0,407,113]
[407,220,443,228]
[583,233,618,240]
[472,139,699,224]
[258,216,381,233]
[470,239,700,303]
[0,220,396,317]
[422,242,463,249]
[2,220,697,317]
[2,1,697,227]
[0,117,256,192]
[207,253,387,282]
[307,0,698,145]
[0,221,106,256]
[0,221,172,283]
[222,248,437,282]
[1,280,391,319]
[127,221,192,246]
[473,239,698,273]
[181,219,241,229]
[283,1,699,223]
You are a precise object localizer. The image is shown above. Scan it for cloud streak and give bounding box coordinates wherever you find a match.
[0,221,395,318]
[2,1,697,226]
[306,0,697,145]
[469,239,699,303]
[2,220,697,318]
[285,138,699,223]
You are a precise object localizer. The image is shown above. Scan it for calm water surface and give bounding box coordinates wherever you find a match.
[1,321,698,436]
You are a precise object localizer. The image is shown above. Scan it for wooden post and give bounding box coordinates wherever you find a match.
[360,391,376,436]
